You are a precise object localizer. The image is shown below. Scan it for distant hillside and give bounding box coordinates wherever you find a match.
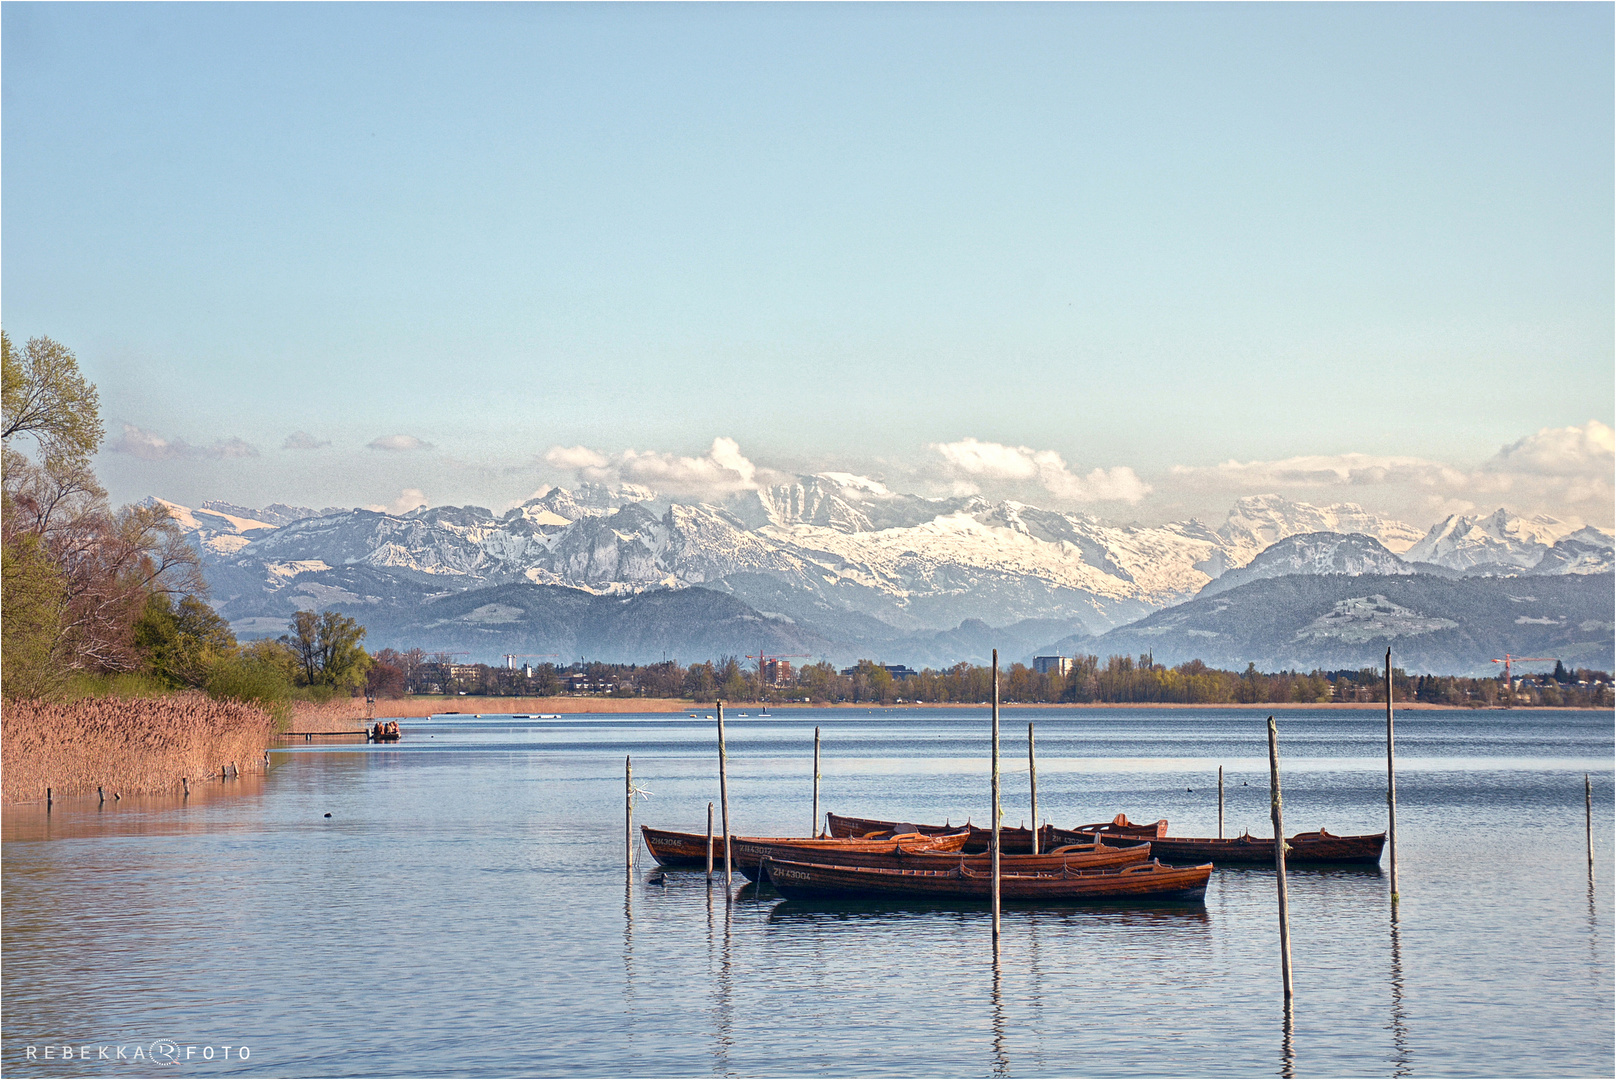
[1045,573,1613,677]
[1198,532,1452,598]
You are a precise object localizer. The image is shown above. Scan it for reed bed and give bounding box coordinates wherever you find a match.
[2,694,276,804]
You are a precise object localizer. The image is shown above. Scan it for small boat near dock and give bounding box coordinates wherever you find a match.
[640,825,971,870]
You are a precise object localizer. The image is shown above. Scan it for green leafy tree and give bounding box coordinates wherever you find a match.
[134,593,238,688]
[1,532,68,698]
[1,333,103,466]
[279,609,372,690]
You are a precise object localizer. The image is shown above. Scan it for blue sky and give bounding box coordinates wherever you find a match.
[3,3,1611,527]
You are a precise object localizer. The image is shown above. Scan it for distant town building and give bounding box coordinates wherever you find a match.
[448,664,481,680]
[761,659,794,686]
[839,663,919,680]
[1033,656,1073,676]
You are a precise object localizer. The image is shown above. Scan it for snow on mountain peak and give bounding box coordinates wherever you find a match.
[1404,508,1582,572]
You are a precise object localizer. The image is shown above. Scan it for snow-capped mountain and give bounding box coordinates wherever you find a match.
[1405,509,1595,573]
[1198,532,1448,598]
[161,479,1446,645]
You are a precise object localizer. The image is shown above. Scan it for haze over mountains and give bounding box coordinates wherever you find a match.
[151,475,1613,676]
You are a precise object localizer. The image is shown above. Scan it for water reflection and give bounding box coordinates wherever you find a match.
[1280,1004,1296,1079]
[712,893,734,1074]
[1389,906,1410,1077]
[991,955,1009,1076]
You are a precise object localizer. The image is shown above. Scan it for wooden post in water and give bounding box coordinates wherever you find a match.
[812,726,821,837]
[1386,647,1399,903]
[625,755,635,877]
[1028,722,1039,855]
[717,702,733,891]
[1268,715,1294,1008]
[1587,774,1595,878]
[706,802,715,881]
[1218,766,1225,839]
[46,787,52,811]
[991,649,1002,956]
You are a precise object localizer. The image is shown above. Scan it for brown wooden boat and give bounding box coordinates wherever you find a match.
[737,839,1152,880]
[827,811,1167,854]
[762,855,1212,902]
[640,825,969,870]
[1145,829,1386,866]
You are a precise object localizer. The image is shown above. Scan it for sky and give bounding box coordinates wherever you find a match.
[3,3,1612,530]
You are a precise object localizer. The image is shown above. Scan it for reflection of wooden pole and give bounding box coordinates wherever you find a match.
[626,755,634,877]
[1028,722,1039,855]
[813,726,821,837]
[706,801,714,881]
[991,650,1001,955]
[1268,715,1294,1007]
[1386,647,1399,903]
[717,702,732,891]
[1588,774,1595,878]
[1218,766,1224,839]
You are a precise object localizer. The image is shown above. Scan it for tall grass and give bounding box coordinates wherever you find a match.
[2,693,276,803]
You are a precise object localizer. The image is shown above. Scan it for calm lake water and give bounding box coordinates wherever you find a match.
[3,707,1612,1078]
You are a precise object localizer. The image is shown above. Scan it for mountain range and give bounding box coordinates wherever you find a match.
[149,477,1613,675]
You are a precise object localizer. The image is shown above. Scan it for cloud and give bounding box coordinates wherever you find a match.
[363,489,430,516]
[1169,452,1467,491]
[110,423,260,461]
[544,437,764,501]
[283,431,331,450]
[1165,421,1614,526]
[932,438,1151,504]
[367,434,434,452]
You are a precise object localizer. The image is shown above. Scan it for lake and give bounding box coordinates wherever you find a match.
[3,706,1611,1077]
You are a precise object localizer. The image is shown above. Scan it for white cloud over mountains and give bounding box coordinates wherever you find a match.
[545,437,769,501]
[283,431,331,450]
[368,434,434,452]
[111,423,258,461]
[931,438,1152,504]
[1166,420,1613,526]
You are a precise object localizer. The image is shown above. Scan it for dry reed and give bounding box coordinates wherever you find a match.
[2,693,276,804]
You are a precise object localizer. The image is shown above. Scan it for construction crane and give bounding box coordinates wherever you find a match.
[1491,654,1557,685]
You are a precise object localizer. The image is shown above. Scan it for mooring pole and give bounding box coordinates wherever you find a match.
[1386,646,1399,903]
[717,701,732,891]
[706,801,715,881]
[812,726,821,837]
[1587,774,1595,878]
[625,755,635,877]
[991,649,1002,957]
[1218,766,1225,839]
[1268,715,1294,1007]
[1028,721,1039,855]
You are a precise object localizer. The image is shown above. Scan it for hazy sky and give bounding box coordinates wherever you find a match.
[4,3,1611,528]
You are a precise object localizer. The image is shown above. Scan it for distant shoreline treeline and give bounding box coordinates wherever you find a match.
[366,648,1615,709]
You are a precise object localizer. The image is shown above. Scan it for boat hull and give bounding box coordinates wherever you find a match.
[741,841,1152,880]
[1147,830,1386,866]
[640,826,969,870]
[763,856,1212,902]
[828,812,1167,854]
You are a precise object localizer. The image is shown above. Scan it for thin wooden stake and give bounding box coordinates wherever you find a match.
[812,726,821,837]
[991,649,1001,956]
[1386,647,1399,903]
[717,701,732,891]
[46,787,52,811]
[1028,721,1039,855]
[1268,715,1294,1007]
[706,801,715,881]
[1587,774,1595,877]
[1218,765,1225,839]
[625,755,634,877]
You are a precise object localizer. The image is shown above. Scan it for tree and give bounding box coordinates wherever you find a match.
[1,333,103,465]
[134,593,238,689]
[279,610,371,690]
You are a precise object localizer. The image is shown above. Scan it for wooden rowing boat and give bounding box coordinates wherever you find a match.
[762,856,1212,902]
[1145,829,1386,866]
[640,825,970,870]
[737,840,1152,880]
[827,811,1168,853]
